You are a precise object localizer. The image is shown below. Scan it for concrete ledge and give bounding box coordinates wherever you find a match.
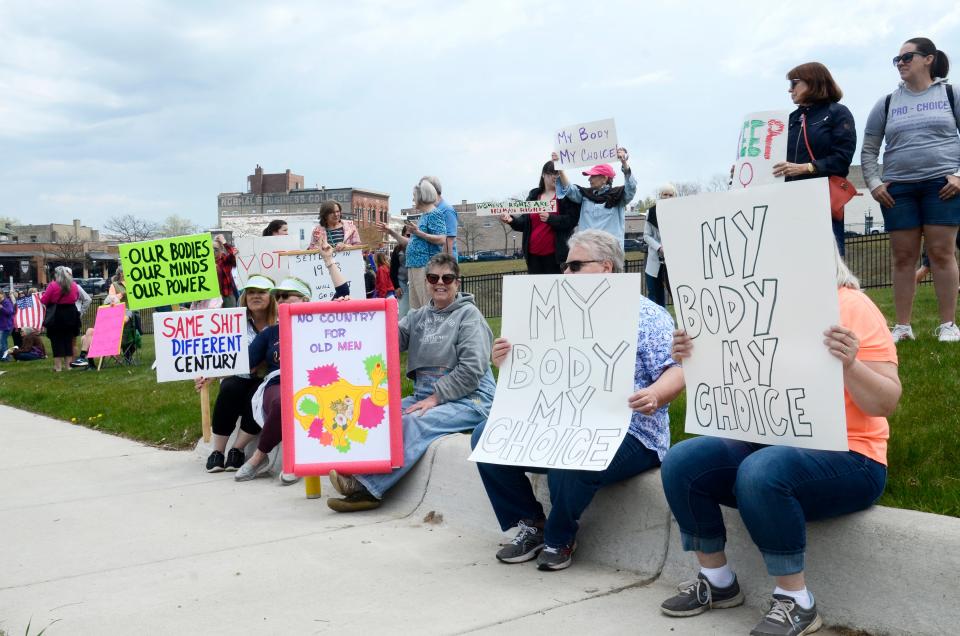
[393,433,960,636]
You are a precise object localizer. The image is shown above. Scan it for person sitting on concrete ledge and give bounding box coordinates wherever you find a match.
[659,247,901,636]
[327,252,495,513]
[469,229,685,571]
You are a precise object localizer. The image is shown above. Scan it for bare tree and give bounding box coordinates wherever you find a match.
[103,214,159,242]
[705,173,732,192]
[159,214,201,238]
[674,181,703,197]
[46,233,86,270]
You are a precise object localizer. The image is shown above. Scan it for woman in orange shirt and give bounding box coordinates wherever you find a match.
[658,250,901,636]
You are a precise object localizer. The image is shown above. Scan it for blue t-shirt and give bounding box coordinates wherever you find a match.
[405,209,448,268]
[436,198,459,258]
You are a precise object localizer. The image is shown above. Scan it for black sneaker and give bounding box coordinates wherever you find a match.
[536,542,576,571]
[660,572,745,617]
[750,594,822,636]
[206,450,225,473]
[224,448,245,472]
[496,521,545,563]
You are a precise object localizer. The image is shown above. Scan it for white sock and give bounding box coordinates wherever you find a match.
[699,564,735,588]
[774,586,813,610]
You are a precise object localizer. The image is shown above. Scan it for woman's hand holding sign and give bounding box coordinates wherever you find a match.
[823,325,859,369]
[629,388,661,415]
[491,337,511,367]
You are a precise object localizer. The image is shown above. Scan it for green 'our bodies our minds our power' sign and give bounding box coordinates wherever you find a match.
[118,233,219,310]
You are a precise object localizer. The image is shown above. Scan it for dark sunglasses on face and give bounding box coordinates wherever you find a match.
[275,292,303,300]
[893,51,926,66]
[426,273,457,284]
[560,260,600,273]
[789,78,802,87]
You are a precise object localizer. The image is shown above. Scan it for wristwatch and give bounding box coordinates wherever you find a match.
[807,163,816,174]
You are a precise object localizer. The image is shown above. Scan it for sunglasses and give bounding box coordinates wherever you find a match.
[893,51,927,66]
[275,292,304,300]
[560,260,600,273]
[789,78,802,87]
[426,273,457,284]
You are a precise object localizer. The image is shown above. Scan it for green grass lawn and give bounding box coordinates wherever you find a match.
[0,289,956,517]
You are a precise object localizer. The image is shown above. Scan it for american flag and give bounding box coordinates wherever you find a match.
[14,293,45,330]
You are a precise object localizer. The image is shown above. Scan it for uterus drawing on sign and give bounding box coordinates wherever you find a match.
[292,355,389,453]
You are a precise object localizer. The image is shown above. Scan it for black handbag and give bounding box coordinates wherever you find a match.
[43,303,57,328]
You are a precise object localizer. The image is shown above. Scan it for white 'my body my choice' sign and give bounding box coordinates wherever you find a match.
[470,273,644,471]
[553,118,618,171]
[656,179,847,451]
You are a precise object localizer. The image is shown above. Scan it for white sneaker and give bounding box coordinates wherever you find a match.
[935,322,960,342]
[234,458,271,482]
[890,324,915,343]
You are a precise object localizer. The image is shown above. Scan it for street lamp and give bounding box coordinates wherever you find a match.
[512,235,517,256]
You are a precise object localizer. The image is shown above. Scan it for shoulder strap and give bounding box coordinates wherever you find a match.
[946,83,958,131]
[800,114,816,161]
[882,93,892,137]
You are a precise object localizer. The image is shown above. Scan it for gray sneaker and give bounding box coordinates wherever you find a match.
[660,572,745,617]
[234,458,271,482]
[536,542,576,571]
[750,594,822,636]
[495,521,544,563]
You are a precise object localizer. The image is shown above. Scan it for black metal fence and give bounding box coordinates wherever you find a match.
[461,233,901,318]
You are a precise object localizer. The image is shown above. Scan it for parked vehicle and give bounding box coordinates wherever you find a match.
[77,277,108,294]
[623,238,646,252]
[473,250,511,262]
[868,225,886,235]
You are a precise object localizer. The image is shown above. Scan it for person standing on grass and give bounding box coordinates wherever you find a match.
[0,290,13,362]
[659,248,900,636]
[374,252,395,298]
[499,159,580,275]
[390,231,409,316]
[40,266,82,372]
[861,37,960,343]
[374,178,448,310]
[554,147,636,246]
[422,176,459,258]
[213,234,239,308]
[643,184,678,307]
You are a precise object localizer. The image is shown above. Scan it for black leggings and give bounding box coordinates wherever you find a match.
[257,383,283,454]
[211,375,263,437]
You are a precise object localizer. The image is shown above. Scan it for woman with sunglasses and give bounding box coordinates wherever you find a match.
[861,37,960,343]
[198,275,278,472]
[552,148,635,246]
[772,62,856,255]
[308,200,361,251]
[235,243,351,482]
[499,160,581,274]
[468,229,684,571]
[326,252,495,512]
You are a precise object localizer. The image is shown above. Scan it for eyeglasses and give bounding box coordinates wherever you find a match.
[789,78,802,87]
[560,260,600,273]
[426,273,457,284]
[275,292,303,300]
[893,51,927,66]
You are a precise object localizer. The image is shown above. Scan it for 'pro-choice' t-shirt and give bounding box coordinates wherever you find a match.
[864,80,960,185]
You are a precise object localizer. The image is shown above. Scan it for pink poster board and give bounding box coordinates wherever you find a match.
[279,298,403,476]
[88,304,126,358]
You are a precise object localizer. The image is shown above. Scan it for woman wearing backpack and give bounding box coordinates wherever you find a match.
[861,37,960,343]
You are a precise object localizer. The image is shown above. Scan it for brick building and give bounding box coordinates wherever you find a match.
[218,165,390,240]
[0,219,118,286]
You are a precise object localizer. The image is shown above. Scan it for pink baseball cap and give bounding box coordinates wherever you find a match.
[582,164,616,178]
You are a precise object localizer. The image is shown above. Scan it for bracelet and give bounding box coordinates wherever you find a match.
[807,163,816,174]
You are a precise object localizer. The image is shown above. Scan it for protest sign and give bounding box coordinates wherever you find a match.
[474,200,557,216]
[656,179,846,451]
[119,233,219,310]
[553,118,619,171]
[235,235,299,288]
[469,273,643,471]
[279,298,403,476]
[87,304,126,358]
[152,307,250,382]
[287,249,366,302]
[733,110,789,189]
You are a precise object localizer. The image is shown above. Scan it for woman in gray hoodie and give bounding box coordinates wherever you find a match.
[327,252,495,511]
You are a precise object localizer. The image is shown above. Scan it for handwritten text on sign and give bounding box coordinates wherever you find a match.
[119,233,218,310]
[656,180,846,451]
[152,308,250,382]
[553,118,619,171]
[287,249,366,302]
[474,200,557,216]
[470,273,644,471]
[235,235,299,289]
[733,110,789,189]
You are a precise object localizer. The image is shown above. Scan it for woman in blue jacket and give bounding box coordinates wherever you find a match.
[772,62,856,255]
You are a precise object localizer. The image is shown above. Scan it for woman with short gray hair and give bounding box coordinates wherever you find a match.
[643,184,677,307]
[565,229,625,273]
[374,178,448,310]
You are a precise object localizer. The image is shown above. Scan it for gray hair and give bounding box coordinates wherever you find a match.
[413,178,439,206]
[567,229,624,273]
[659,182,678,198]
[834,242,860,290]
[54,265,74,294]
[422,175,442,196]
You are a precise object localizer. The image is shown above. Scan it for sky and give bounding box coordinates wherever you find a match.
[2,0,959,232]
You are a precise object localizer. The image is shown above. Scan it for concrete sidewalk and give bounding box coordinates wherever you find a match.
[0,405,842,636]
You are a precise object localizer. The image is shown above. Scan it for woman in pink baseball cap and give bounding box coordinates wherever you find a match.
[553,147,636,246]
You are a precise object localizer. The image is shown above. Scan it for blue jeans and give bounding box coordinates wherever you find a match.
[356,368,495,499]
[0,330,10,358]
[645,271,667,307]
[660,436,886,576]
[470,422,661,547]
[831,218,845,256]
[398,281,410,317]
[14,351,43,361]
[882,177,960,230]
